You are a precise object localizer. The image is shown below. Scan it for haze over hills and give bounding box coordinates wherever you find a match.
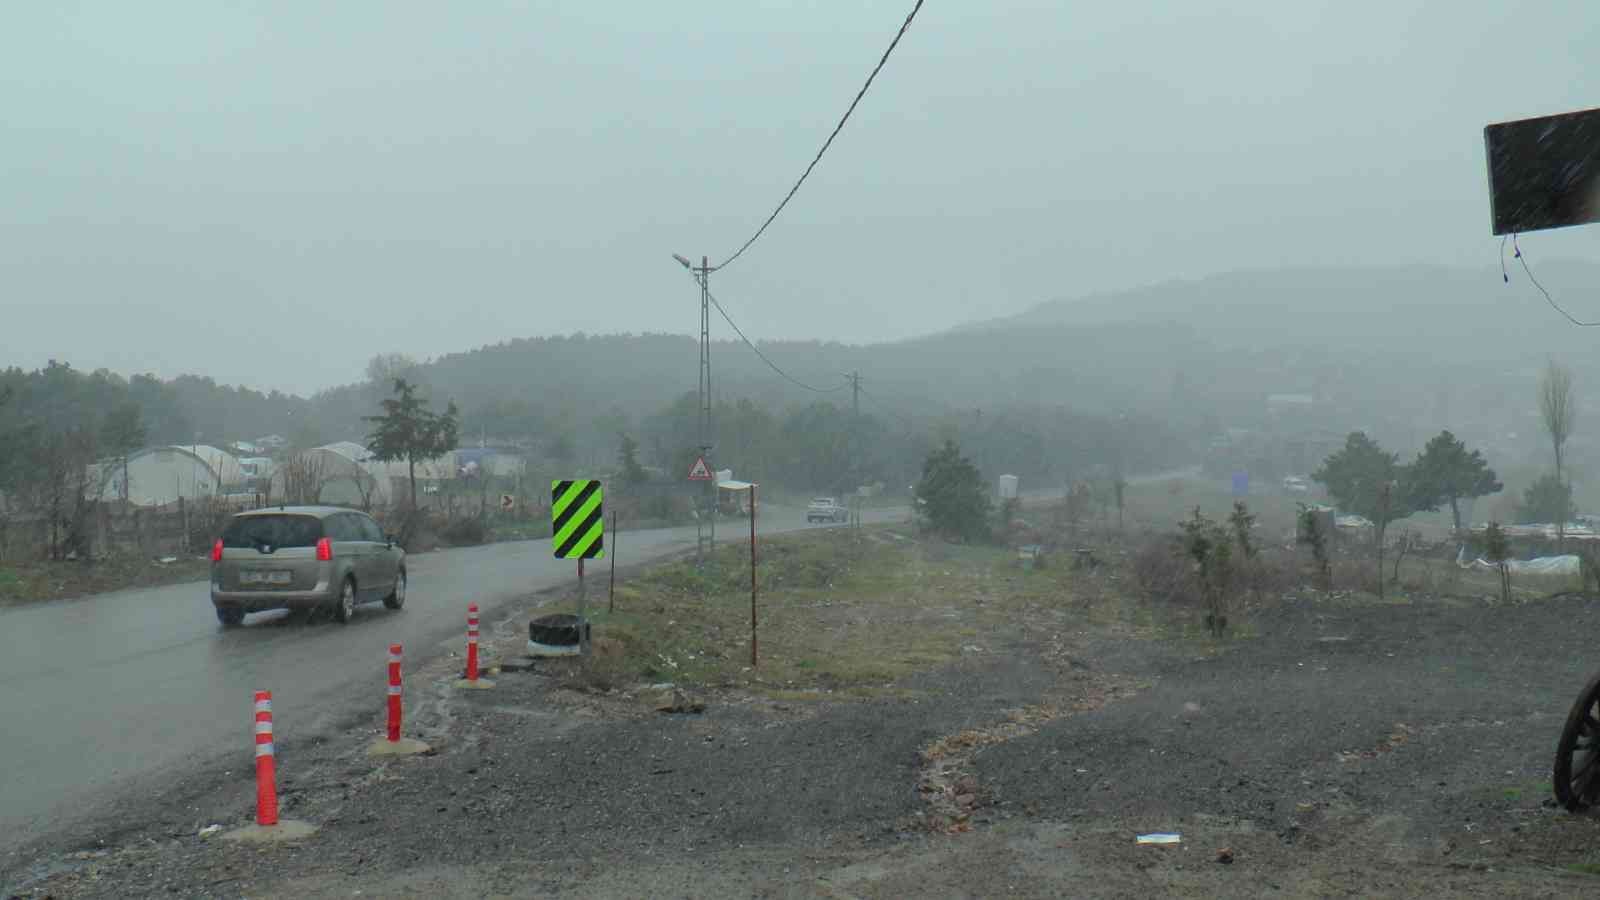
[377,261,1600,429]
[11,262,1600,490]
[964,260,1600,365]
[141,260,1600,464]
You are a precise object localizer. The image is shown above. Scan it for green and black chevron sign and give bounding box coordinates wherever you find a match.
[551,479,604,559]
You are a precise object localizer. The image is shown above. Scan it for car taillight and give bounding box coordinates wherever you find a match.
[316,537,332,561]
[211,539,223,563]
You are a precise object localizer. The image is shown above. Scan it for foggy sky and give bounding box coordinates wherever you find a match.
[4,1,1598,396]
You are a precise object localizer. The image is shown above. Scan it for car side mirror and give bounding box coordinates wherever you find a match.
[385,533,397,547]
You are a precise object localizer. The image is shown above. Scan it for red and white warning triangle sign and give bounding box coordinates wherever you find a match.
[687,456,713,481]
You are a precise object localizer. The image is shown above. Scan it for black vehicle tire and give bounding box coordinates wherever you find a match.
[1553,669,1600,811]
[216,607,245,627]
[383,569,406,610]
[332,577,357,624]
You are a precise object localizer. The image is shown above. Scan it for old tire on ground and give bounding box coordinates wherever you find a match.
[384,569,406,610]
[216,607,245,627]
[1554,669,1600,811]
[529,613,589,648]
[332,577,356,624]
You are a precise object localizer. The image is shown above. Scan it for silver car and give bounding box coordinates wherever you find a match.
[210,505,406,626]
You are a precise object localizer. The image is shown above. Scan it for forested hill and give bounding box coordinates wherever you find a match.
[306,322,1206,441]
[12,261,1600,493]
[308,261,1600,455]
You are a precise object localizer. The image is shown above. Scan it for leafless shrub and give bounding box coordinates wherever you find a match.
[1131,534,1203,608]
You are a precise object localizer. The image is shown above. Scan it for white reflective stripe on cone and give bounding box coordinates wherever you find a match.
[255,742,275,757]
[255,722,274,735]
[254,700,272,713]
[387,685,402,696]
[388,653,402,663]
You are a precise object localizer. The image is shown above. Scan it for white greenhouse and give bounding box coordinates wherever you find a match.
[100,445,244,507]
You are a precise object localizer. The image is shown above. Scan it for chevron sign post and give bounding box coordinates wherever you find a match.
[551,479,604,560]
[552,479,603,656]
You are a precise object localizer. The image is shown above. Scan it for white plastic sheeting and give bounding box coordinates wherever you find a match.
[1455,545,1581,576]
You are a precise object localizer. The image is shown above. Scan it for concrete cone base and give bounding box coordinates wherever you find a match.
[222,820,317,843]
[453,677,496,690]
[367,736,431,757]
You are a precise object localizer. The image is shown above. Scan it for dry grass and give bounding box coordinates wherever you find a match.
[566,501,1588,702]
[0,554,211,606]
[1122,477,1305,540]
[567,527,1144,699]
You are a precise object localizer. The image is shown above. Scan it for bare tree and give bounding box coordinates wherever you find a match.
[99,403,146,506]
[26,426,100,559]
[1539,359,1577,542]
[276,453,329,505]
[351,467,380,512]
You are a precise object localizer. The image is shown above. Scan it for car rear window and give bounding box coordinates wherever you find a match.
[222,514,325,549]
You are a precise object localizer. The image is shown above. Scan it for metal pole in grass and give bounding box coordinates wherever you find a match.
[750,483,758,668]
[609,509,617,613]
[577,557,587,657]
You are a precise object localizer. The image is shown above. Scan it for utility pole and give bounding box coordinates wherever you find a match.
[843,371,861,503]
[674,253,717,561]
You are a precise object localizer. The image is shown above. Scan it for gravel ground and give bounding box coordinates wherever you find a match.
[11,586,1600,898]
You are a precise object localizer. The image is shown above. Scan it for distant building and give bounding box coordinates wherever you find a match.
[99,445,244,507]
[236,457,276,487]
[455,448,525,479]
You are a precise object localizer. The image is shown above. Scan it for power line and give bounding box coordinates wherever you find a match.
[1507,234,1600,327]
[703,286,851,394]
[715,0,926,271]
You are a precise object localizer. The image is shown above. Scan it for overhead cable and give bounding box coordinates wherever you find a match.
[704,287,851,394]
[1505,234,1600,326]
[714,0,926,271]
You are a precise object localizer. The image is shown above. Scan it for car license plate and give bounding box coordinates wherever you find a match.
[241,570,292,586]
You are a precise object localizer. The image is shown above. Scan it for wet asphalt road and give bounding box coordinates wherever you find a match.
[0,504,907,858]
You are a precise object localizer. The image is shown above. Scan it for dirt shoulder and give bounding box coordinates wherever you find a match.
[10,525,1600,898]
